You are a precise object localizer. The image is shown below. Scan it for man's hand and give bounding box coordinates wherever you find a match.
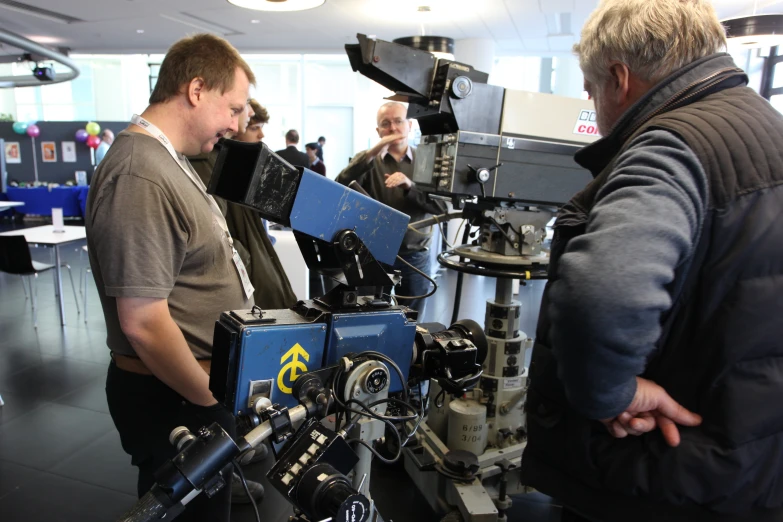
[601,377,702,447]
[117,297,217,407]
[367,133,405,161]
[385,172,412,190]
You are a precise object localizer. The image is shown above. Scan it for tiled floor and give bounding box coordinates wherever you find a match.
[0,220,560,522]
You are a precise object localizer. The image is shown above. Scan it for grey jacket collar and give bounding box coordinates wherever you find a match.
[575,53,748,176]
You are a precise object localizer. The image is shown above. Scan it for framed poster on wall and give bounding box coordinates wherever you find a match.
[62,141,76,162]
[4,141,21,164]
[42,141,57,162]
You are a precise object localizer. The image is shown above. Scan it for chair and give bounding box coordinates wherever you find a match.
[0,235,80,328]
[79,244,91,323]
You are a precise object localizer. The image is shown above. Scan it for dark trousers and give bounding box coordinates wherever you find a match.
[562,508,595,522]
[106,361,235,522]
[393,249,432,316]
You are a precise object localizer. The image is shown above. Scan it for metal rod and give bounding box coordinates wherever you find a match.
[494,278,514,305]
[54,245,66,325]
[31,136,38,183]
[243,405,307,449]
[0,28,79,87]
[409,211,464,230]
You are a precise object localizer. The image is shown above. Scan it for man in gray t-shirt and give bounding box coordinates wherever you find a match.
[86,34,257,522]
[88,131,251,359]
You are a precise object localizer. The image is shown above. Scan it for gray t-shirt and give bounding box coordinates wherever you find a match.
[86,130,251,359]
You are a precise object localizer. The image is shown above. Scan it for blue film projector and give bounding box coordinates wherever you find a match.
[206,141,418,417]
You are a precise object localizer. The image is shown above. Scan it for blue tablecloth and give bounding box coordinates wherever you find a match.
[0,192,10,218]
[5,186,89,217]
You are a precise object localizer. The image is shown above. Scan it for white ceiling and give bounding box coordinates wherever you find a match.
[0,0,781,57]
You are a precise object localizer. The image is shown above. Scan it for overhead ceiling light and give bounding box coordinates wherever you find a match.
[226,0,326,12]
[25,35,64,45]
[724,14,783,50]
[251,19,260,23]
[0,0,83,24]
[393,35,455,61]
[136,29,145,34]
[160,13,243,36]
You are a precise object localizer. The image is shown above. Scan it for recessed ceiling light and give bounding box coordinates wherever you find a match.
[251,19,260,23]
[724,15,783,50]
[136,29,145,33]
[226,0,326,12]
[26,35,64,45]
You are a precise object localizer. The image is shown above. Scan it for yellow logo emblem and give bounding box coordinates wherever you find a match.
[277,343,310,394]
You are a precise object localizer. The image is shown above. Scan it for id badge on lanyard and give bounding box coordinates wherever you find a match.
[130,114,254,300]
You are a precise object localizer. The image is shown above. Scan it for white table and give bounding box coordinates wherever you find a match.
[0,201,24,212]
[0,225,87,326]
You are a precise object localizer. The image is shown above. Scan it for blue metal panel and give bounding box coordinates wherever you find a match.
[325,310,416,392]
[232,323,327,415]
[289,169,409,266]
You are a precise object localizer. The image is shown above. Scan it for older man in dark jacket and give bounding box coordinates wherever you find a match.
[521,1,783,522]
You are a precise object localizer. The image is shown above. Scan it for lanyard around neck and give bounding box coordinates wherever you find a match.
[130,114,232,244]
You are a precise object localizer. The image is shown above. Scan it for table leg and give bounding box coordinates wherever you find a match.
[54,245,66,326]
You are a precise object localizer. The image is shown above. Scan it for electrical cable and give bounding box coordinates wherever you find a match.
[328,354,424,465]
[346,437,400,465]
[435,387,447,409]
[342,397,421,464]
[342,400,405,464]
[232,461,261,522]
[490,217,518,250]
[407,224,432,235]
[382,293,398,306]
[393,255,438,300]
[451,223,474,324]
[401,382,427,447]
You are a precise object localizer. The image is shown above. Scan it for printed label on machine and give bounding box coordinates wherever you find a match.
[504,376,524,389]
[573,109,600,136]
[277,343,310,394]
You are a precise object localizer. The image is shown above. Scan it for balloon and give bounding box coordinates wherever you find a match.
[75,129,89,143]
[12,121,28,135]
[85,121,101,136]
[26,124,40,138]
[86,135,101,149]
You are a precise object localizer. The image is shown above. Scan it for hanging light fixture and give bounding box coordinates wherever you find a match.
[725,14,783,49]
[723,0,783,53]
[393,36,455,61]
[227,0,325,12]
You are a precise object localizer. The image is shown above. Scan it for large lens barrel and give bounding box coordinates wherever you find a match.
[295,463,371,522]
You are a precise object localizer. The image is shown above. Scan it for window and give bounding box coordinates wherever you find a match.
[490,57,542,92]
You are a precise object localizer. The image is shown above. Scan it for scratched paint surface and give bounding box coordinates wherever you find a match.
[290,170,409,265]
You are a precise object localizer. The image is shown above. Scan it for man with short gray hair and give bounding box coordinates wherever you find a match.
[336,101,445,315]
[521,1,783,521]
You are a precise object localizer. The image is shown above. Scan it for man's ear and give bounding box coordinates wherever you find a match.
[376,126,382,138]
[186,77,205,107]
[608,62,631,105]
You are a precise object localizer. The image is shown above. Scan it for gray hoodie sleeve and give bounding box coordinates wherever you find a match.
[548,129,708,420]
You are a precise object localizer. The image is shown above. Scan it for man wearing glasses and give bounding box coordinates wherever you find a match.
[336,102,445,315]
